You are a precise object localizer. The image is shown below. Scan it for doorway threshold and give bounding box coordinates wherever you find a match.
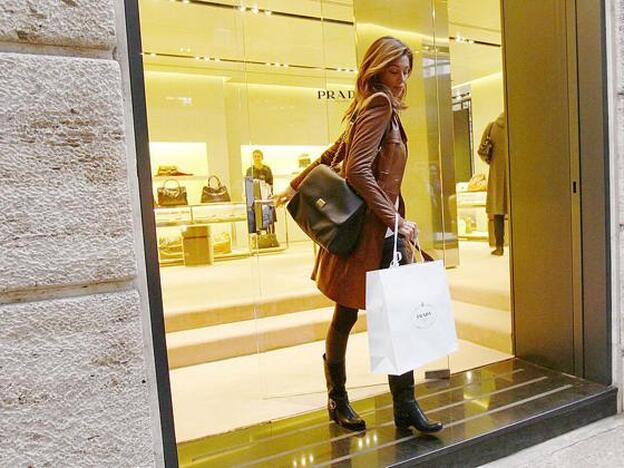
[177,359,617,467]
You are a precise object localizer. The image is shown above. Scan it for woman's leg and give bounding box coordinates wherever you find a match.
[323,303,365,431]
[325,304,358,363]
[383,236,443,433]
[492,214,504,255]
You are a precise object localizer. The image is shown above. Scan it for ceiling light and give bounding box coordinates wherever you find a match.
[182,0,190,3]
[214,58,221,62]
[150,52,156,57]
[264,9,272,15]
[251,6,259,14]
[237,5,246,12]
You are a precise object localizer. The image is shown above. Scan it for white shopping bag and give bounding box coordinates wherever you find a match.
[366,216,458,375]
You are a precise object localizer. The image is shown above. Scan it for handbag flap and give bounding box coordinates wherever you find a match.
[298,164,364,225]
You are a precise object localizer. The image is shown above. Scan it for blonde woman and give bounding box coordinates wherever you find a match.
[274,37,443,433]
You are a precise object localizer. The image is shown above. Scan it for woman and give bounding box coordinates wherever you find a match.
[274,37,443,434]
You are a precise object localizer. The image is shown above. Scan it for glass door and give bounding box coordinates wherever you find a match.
[138,0,514,447]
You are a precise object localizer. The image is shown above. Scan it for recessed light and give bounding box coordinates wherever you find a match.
[238,5,246,12]
[251,6,259,14]
[264,9,272,15]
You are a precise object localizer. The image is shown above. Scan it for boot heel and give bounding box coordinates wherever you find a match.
[394,413,411,429]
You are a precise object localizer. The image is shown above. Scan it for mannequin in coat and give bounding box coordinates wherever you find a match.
[479,112,508,255]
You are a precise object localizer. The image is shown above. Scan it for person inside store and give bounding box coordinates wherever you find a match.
[274,36,443,434]
[246,149,273,188]
[478,112,508,256]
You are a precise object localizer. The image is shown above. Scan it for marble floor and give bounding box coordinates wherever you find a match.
[176,359,615,467]
[170,332,511,442]
[163,239,513,443]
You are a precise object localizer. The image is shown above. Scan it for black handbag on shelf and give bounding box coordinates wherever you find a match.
[157,179,188,207]
[201,176,231,203]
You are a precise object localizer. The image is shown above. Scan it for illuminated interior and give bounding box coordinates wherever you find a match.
[138,0,512,443]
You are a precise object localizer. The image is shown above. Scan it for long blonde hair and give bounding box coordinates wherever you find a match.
[345,36,413,122]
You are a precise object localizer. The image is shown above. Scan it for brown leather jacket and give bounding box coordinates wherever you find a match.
[290,92,409,309]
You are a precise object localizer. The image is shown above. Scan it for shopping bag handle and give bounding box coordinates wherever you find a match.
[392,213,425,266]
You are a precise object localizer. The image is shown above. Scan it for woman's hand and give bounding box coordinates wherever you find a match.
[398,218,419,241]
[272,185,297,207]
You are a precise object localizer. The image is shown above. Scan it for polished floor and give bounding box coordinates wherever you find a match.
[177,359,614,467]
[165,240,513,442]
[170,333,511,441]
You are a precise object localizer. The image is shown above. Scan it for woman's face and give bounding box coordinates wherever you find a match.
[378,54,411,98]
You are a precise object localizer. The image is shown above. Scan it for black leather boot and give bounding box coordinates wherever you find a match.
[388,372,443,432]
[323,354,366,431]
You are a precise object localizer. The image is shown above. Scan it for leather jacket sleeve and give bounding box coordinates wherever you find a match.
[289,135,343,191]
[344,93,398,230]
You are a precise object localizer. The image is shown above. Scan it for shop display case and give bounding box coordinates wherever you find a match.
[154,202,289,266]
[457,190,488,240]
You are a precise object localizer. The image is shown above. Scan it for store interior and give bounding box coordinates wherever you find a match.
[138,0,511,443]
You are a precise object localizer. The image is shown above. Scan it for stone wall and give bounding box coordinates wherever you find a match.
[0,1,157,466]
[615,0,624,407]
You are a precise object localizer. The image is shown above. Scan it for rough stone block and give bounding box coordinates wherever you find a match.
[0,53,137,293]
[0,0,116,50]
[0,290,155,467]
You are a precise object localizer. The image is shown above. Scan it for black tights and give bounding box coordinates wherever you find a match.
[494,214,505,248]
[325,304,358,363]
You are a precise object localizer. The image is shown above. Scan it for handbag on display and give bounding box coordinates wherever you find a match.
[287,120,382,256]
[366,215,458,375]
[155,165,193,177]
[252,232,280,250]
[213,232,232,255]
[477,122,494,164]
[467,173,488,192]
[157,179,188,207]
[201,176,231,204]
[157,236,183,263]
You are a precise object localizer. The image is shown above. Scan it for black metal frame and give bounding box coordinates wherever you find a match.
[576,0,612,385]
[123,0,179,465]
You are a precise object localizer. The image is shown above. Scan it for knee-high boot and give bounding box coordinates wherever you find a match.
[323,354,366,431]
[388,372,443,432]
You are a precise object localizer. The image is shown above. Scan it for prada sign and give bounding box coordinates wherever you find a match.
[317,89,355,101]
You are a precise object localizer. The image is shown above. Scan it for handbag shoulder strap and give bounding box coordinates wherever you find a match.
[162,179,181,189]
[207,175,222,188]
[332,113,391,168]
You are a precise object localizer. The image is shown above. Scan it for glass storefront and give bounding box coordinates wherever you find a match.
[137,0,512,445]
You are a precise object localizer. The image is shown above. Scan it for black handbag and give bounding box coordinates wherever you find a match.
[157,179,188,207]
[477,122,494,163]
[288,164,365,256]
[201,176,231,203]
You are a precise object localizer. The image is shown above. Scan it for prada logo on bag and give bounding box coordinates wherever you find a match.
[315,198,327,209]
[412,302,436,329]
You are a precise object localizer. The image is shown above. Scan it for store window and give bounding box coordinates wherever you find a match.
[137,0,512,447]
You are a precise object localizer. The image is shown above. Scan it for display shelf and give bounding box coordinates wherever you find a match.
[154,202,246,210]
[214,249,252,261]
[459,232,488,240]
[156,217,247,228]
[153,175,211,181]
[251,245,288,255]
